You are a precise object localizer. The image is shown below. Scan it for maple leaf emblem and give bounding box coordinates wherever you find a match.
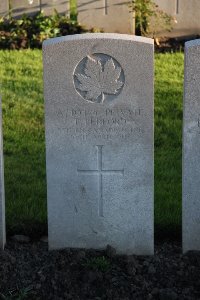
[75,55,124,103]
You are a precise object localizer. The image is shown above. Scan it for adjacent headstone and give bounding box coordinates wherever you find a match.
[43,33,154,255]
[41,0,69,16]
[77,0,134,34]
[183,39,200,253]
[0,0,8,16]
[10,0,69,18]
[0,98,5,249]
[154,0,200,37]
[10,0,40,17]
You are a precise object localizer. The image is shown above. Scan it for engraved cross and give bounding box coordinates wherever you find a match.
[77,145,124,217]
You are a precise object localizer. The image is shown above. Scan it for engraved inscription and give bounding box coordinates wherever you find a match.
[73,53,125,103]
[77,145,124,217]
[55,107,145,141]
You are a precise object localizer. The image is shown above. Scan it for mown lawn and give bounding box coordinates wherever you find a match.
[155,53,183,238]
[0,50,183,238]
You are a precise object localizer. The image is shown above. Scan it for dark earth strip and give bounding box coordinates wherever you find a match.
[0,240,200,300]
[155,36,200,53]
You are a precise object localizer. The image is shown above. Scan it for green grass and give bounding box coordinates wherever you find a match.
[155,53,183,237]
[0,50,183,238]
[0,50,46,236]
[83,256,111,272]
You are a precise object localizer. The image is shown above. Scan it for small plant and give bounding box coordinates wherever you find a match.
[0,286,32,300]
[83,256,111,272]
[0,10,99,50]
[130,0,174,37]
[70,0,78,21]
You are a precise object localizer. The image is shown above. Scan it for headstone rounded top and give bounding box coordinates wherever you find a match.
[185,39,200,49]
[43,29,154,255]
[43,33,154,47]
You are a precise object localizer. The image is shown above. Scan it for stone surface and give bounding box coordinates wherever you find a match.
[41,0,69,16]
[183,39,200,253]
[0,0,8,16]
[7,0,69,18]
[154,0,200,37]
[10,0,40,17]
[43,33,154,255]
[0,97,5,249]
[77,0,134,34]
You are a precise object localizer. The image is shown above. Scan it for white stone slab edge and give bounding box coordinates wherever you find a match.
[185,39,200,49]
[43,33,154,47]
[182,42,187,254]
[183,38,200,253]
[0,97,5,249]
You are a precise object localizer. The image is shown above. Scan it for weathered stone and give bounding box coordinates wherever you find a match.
[154,0,200,37]
[183,39,200,253]
[10,0,40,17]
[9,0,69,18]
[41,0,69,16]
[77,0,134,34]
[0,0,8,16]
[43,33,154,254]
[0,97,5,249]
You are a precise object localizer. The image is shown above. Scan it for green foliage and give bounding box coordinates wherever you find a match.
[83,256,111,272]
[70,0,77,21]
[0,11,92,49]
[130,0,174,37]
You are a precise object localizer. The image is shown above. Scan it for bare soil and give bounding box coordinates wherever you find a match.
[0,239,200,300]
[155,36,200,53]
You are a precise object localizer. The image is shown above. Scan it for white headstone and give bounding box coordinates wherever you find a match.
[77,0,134,34]
[0,97,5,249]
[154,0,200,37]
[42,0,69,16]
[10,0,40,17]
[0,0,8,16]
[43,33,154,255]
[183,39,200,252]
[10,0,69,17]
